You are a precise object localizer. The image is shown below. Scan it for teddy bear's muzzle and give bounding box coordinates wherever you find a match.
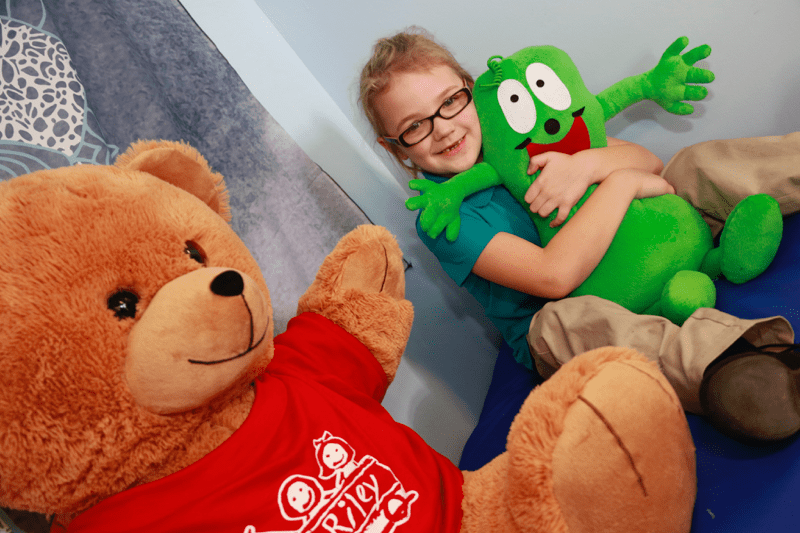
[186,270,270,366]
[124,267,272,415]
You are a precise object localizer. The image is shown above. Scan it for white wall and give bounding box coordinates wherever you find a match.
[181,0,800,463]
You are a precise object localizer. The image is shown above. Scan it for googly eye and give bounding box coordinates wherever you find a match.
[497,79,536,134]
[526,63,571,111]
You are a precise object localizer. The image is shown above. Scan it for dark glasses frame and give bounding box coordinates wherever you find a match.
[383,86,472,148]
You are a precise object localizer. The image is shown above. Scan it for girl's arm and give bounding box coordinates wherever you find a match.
[473,168,673,299]
[524,137,664,227]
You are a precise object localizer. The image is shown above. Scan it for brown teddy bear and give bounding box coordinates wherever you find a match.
[0,140,696,532]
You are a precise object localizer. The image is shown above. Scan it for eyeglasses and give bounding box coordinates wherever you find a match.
[383,86,472,148]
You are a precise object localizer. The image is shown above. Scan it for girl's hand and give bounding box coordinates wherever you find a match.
[522,138,664,228]
[621,168,676,198]
[523,151,598,227]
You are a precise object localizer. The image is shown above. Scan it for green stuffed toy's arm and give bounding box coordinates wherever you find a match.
[406,162,502,241]
[597,36,715,120]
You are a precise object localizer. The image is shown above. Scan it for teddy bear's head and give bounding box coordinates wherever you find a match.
[0,141,274,516]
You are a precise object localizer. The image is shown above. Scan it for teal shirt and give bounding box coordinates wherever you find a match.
[415,172,548,369]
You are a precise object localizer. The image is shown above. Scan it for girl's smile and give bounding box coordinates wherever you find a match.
[438,135,466,156]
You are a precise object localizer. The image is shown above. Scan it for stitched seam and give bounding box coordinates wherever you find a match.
[578,395,648,497]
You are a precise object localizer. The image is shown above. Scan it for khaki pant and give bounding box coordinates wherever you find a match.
[529,296,794,414]
[664,131,800,236]
[528,133,800,414]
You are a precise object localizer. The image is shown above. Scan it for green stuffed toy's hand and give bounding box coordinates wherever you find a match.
[642,36,715,115]
[406,179,464,241]
[597,36,715,121]
[406,163,503,241]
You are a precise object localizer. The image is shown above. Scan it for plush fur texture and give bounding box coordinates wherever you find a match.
[0,141,270,520]
[0,141,696,532]
[461,347,696,533]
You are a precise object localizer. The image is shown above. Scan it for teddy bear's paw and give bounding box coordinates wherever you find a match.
[339,232,404,299]
[503,347,696,533]
[298,225,406,309]
[297,226,413,383]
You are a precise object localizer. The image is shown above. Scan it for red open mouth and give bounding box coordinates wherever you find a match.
[515,108,590,158]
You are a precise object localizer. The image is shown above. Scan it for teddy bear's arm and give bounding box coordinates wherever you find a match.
[297,225,413,384]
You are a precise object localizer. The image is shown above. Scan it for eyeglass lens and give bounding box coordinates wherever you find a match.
[401,89,470,145]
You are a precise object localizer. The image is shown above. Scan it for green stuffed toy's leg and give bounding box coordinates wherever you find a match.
[647,270,717,326]
[700,194,783,284]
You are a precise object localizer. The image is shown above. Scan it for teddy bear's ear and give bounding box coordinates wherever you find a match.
[115,140,231,221]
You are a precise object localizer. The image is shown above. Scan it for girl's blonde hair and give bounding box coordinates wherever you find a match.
[358,27,474,175]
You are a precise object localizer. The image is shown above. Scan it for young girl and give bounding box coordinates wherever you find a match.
[358,28,800,443]
[361,29,672,355]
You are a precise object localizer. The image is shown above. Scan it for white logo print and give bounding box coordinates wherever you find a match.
[245,432,419,533]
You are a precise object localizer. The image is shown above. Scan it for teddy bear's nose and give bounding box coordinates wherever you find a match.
[210,270,245,297]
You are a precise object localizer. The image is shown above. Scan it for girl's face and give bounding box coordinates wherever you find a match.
[376,65,482,177]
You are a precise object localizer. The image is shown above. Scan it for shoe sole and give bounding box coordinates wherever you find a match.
[703,354,800,441]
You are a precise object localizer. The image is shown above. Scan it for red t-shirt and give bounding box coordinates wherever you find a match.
[67,313,464,532]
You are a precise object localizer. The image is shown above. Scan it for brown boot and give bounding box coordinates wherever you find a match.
[700,339,800,442]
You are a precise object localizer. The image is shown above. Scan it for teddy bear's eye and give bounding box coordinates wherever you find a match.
[184,241,206,264]
[108,290,139,320]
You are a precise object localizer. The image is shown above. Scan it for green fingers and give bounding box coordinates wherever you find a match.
[644,36,715,115]
[406,179,464,240]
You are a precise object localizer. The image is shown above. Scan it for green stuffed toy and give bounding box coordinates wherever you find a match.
[407,37,782,325]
